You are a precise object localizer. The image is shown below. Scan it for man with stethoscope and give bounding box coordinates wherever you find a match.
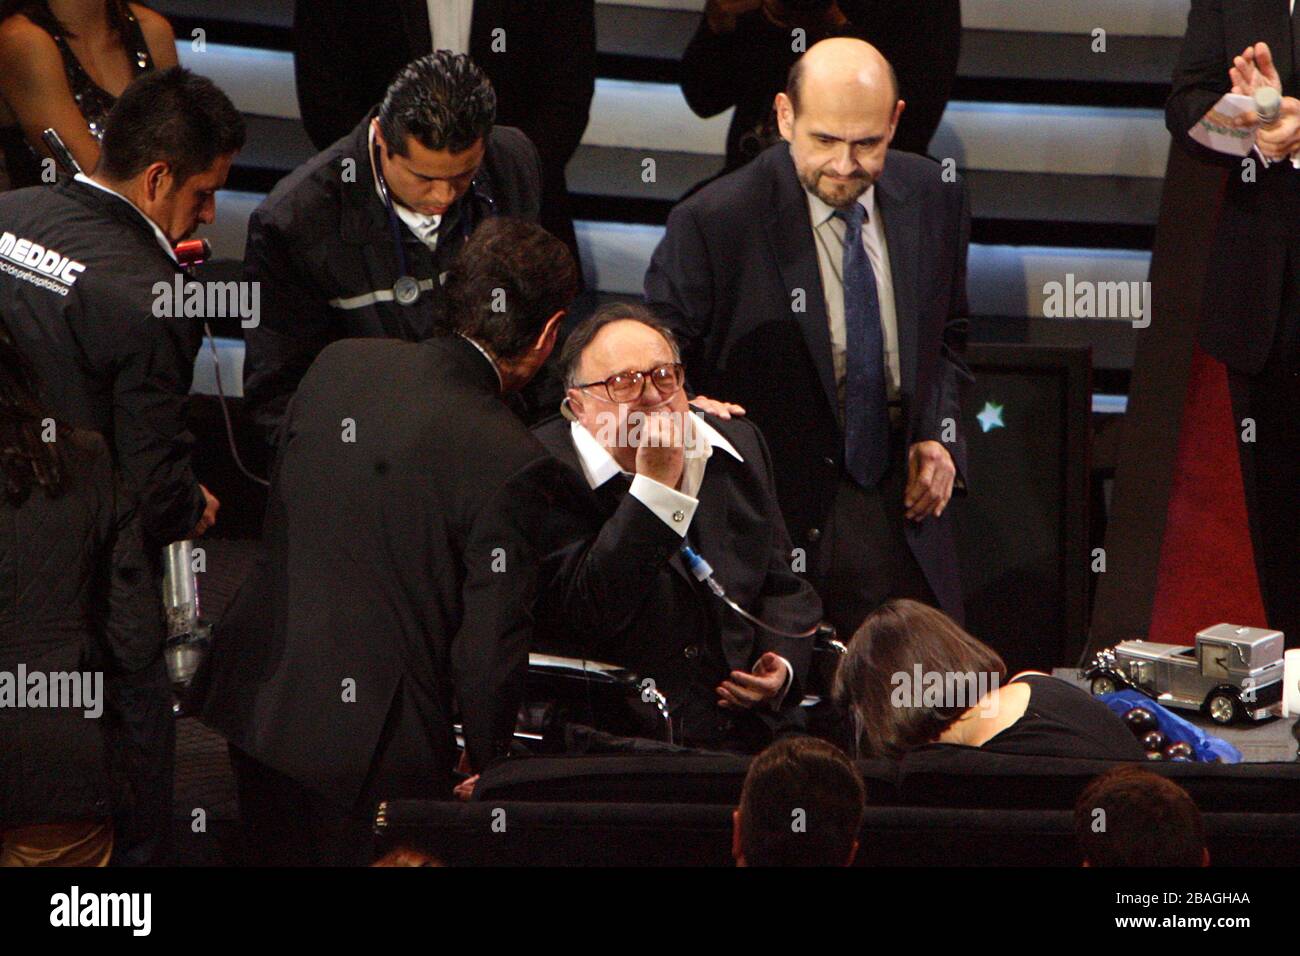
[243,50,542,444]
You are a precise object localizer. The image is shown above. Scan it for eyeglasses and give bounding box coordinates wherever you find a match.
[575,363,685,404]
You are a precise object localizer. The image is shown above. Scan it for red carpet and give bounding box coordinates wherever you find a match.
[1148,347,1267,644]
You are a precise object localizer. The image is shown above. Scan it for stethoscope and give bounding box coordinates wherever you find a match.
[371,135,496,307]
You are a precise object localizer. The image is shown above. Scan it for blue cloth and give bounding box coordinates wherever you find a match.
[1100,691,1242,764]
[835,203,891,488]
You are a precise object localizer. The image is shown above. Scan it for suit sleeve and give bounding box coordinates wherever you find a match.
[81,432,163,678]
[541,491,686,652]
[883,0,962,156]
[679,15,757,119]
[513,1,595,177]
[451,456,568,772]
[747,423,818,695]
[504,128,544,223]
[110,290,206,547]
[916,175,974,492]
[292,0,375,149]
[1166,0,1240,169]
[644,201,715,378]
[242,206,337,446]
[101,470,166,675]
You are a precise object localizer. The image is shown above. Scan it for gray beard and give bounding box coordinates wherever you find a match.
[798,168,872,210]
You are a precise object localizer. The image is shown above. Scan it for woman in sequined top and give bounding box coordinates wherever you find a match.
[0,1,176,189]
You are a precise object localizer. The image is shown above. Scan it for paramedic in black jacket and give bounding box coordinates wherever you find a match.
[0,67,245,864]
[242,51,545,444]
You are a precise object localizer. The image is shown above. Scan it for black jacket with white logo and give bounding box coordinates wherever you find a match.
[0,179,206,548]
[241,114,543,443]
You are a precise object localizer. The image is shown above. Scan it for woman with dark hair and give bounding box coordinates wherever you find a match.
[0,317,161,866]
[0,0,177,189]
[834,599,1144,761]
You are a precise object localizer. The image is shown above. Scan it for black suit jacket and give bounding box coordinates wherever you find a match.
[644,143,972,620]
[292,0,595,254]
[533,412,820,745]
[199,335,583,811]
[1166,0,1300,374]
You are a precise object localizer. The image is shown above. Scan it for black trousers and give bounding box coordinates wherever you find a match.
[105,658,175,866]
[1228,272,1300,649]
[816,425,938,641]
[228,746,374,867]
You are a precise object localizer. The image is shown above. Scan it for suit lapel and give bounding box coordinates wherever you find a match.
[763,146,839,418]
[876,161,920,404]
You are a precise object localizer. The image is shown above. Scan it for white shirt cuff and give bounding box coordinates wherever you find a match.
[629,473,698,537]
[767,655,794,710]
[1251,143,1300,168]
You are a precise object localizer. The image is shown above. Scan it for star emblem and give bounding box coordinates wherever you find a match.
[977,401,1004,433]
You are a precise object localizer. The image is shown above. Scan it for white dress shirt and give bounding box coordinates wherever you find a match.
[567,411,793,703]
[75,173,177,263]
[807,185,902,415]
[427,0,474,55]
[368,122,443,251]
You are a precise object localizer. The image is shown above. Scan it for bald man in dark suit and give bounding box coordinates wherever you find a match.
[646,38,971,639]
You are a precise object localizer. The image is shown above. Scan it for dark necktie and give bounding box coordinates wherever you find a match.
[834,203,891,488]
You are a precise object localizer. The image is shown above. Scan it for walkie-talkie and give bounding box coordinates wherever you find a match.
[40,126,82,176]
[42,126,212,268]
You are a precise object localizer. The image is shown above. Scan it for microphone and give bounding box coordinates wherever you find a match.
[1255,87,1282,128]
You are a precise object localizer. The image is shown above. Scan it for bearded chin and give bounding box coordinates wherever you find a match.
[801,170,870,209]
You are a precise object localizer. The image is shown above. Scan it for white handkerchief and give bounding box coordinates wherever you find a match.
[1189,93,1259,157]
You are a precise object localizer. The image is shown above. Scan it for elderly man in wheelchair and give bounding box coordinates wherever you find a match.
[453,305,838,779]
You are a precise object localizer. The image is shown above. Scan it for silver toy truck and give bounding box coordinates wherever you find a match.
[1083,624,1284,724]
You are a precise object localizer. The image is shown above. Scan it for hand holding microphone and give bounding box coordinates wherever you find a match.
[1253,89,1300,161]
[1225,42,1300,160]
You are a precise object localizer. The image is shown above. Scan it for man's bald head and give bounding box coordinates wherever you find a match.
[775,38,905,209]
[786,38,899,117]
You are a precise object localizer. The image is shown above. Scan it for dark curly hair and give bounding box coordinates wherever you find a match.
[0,317,64,504]
[378,51,496,157]
[443,217,577,362]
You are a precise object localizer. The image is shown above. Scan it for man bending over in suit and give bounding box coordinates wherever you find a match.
[535,303,822,753]
[646,37,972,640]
[198,218,584,865]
